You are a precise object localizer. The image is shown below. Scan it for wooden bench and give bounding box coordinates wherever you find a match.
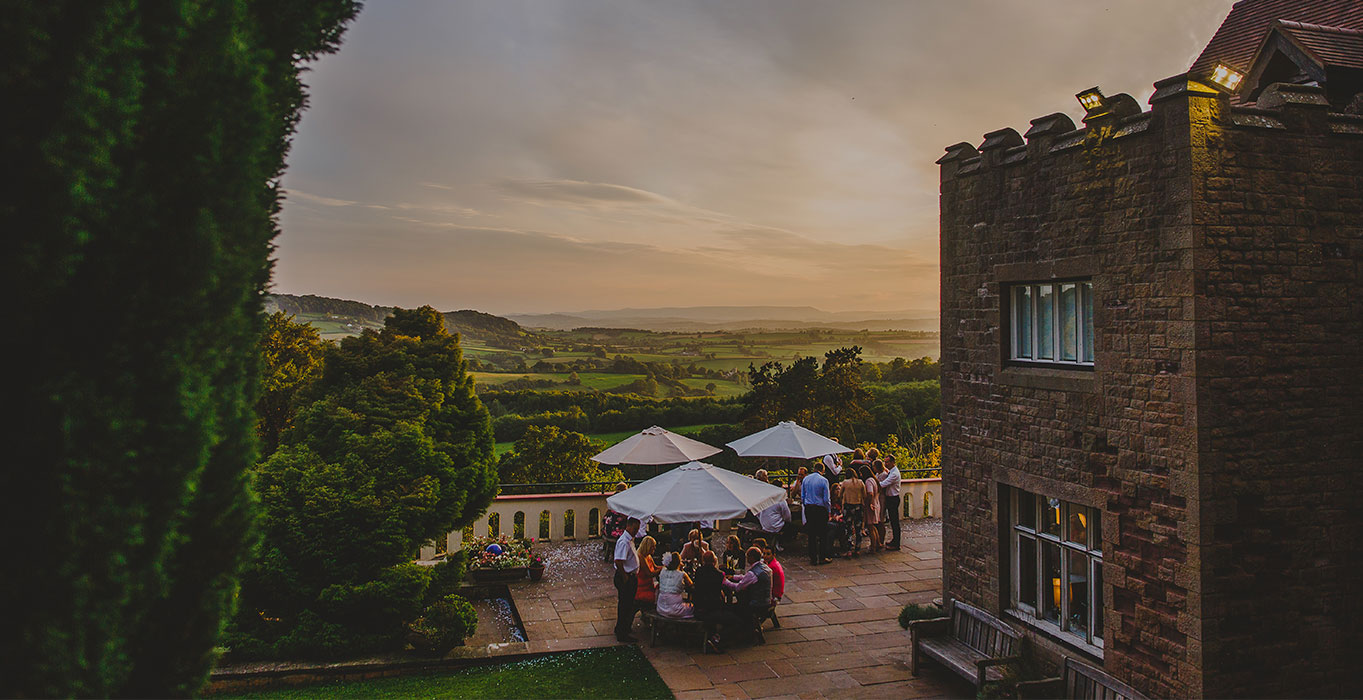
[1017,657,1149,700]
[908,600,1023,689]
[641,610,710,652]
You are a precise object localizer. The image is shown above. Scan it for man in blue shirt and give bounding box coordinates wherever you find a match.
[801,462,832,565]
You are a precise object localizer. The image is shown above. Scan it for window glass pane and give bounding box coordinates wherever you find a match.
[1036,284,1054,359]
[1090,507,1102,552]
[1016,489,1035,530]
[1066,549,1090,636]
[1081,282,1095,363]
[1040,496,1062,537]
[1065,506,1087,545]
[1015,287,1032,359]
[1059,283,1078,361]
[1093,559,1104,642]
[1019,536,1037,608]
[1042,541,1062,624]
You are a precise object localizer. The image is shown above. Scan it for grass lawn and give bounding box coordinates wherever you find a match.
[221,646,672,700]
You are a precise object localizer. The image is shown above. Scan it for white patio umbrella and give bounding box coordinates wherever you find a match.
[590,426,721,466]
[725,420,853,460]
[605,462,786,523]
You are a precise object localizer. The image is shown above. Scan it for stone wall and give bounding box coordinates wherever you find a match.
[1189,84,1363,697]
[939,77,1362,698]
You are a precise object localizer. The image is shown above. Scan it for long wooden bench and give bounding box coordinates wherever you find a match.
[1017,656,1149,700]
[641,610,710,652]
[908,600,1023,689]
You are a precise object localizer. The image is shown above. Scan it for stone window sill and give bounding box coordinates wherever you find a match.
[997,366,1096,393]
[1005,608,1105,661]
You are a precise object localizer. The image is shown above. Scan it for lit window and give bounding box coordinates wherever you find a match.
[1009,281,1094,366]
[1009,488,1104,650]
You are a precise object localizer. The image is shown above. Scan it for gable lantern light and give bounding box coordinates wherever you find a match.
[1209,63,1245,93]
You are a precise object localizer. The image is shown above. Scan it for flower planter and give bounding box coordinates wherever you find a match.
[469,566,528,583]
[528,565,545,581]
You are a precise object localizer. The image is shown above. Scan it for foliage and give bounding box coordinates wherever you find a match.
[218,646,672,699]
[744,347,872,444]
[258,312,329,454]
[898,603,945,629]
[407,594,478,656]
[3,1,359,696]
[857,421,940,477]
[230,307,497,659]
[498,426,624,487]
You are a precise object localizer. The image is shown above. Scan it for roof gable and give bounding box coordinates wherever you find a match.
[1190,0,1363,75]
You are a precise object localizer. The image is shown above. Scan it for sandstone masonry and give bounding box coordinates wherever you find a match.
[938,77,1363,698]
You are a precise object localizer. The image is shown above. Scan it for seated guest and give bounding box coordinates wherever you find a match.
[723,547,773,632]
[763,546,785,603]
[635,536,660,606]
[755,470,792,551]
[692,551,740,651]
[722,534,743,573]
[681,528,709,566]
[656,552,694,619]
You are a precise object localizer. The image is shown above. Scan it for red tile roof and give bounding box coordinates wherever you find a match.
[1276,20,1363,70]
[1190,0,1363,75]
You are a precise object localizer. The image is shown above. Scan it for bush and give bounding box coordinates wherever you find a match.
[408,595,479,656]
[898,603,944,629]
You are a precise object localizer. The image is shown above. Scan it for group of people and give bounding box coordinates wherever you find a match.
[783,449,903,564]
[613,519,784,651]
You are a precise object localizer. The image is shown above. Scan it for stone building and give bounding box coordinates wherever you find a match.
[937,1,1362,696]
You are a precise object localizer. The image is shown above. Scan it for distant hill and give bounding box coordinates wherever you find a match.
[506,305,938,332]
[267,293,534,346]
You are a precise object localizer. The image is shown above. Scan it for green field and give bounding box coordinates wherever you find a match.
[221,646,671,699]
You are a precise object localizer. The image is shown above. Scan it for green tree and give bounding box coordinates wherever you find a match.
[258,312,328,454]
[231,307,497,658]
[3,2,359,696]
[499,426,624,486]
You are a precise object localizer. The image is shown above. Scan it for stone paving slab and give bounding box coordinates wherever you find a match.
[508,518,971,699]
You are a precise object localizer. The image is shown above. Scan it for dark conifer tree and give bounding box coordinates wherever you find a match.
[2,1,359,695]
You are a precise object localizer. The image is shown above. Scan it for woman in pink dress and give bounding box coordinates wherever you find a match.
[862,464,884,554]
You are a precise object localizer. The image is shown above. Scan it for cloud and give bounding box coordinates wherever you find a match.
[285,190,358,207]
[495,178,677,209]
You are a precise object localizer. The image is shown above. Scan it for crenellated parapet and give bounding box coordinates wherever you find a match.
[940,73,1363,184]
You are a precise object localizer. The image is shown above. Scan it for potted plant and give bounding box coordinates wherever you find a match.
[466,535,534,582]
[528,555,545,581]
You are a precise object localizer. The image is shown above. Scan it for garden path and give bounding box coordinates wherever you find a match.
[510,519,968,699]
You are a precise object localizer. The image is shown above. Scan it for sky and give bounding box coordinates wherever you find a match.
[275,0,1234,316]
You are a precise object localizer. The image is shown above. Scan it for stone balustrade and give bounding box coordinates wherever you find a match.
[419,478,941,559]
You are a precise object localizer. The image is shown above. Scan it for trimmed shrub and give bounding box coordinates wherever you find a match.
[409,595,479,656]
[898,603,945,629]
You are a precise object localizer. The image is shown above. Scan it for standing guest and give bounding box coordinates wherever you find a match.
[681,528,708,566]
[802,462,832,565]
[762,546,786,603]
[839,468,865,556]
[723,547,774,634]
[865,447,881,463]
[787,466,808,500]
[862,465,884,554]
[756,470,792,552]
[723,534,744,573]
[698,519,715,539]
[656,553,694,619]
[822,454,842,476]
[635,536,660,606]
[879,455,903,550]
[613,517,642,642]
[692,551,739,651]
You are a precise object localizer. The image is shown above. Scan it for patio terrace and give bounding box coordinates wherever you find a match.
[510,518,966,699]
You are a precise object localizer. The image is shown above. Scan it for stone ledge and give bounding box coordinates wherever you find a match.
[997,366,1096,393]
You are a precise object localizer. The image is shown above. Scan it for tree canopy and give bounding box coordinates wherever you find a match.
[499,425,625,486]
[230,306,498,659]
